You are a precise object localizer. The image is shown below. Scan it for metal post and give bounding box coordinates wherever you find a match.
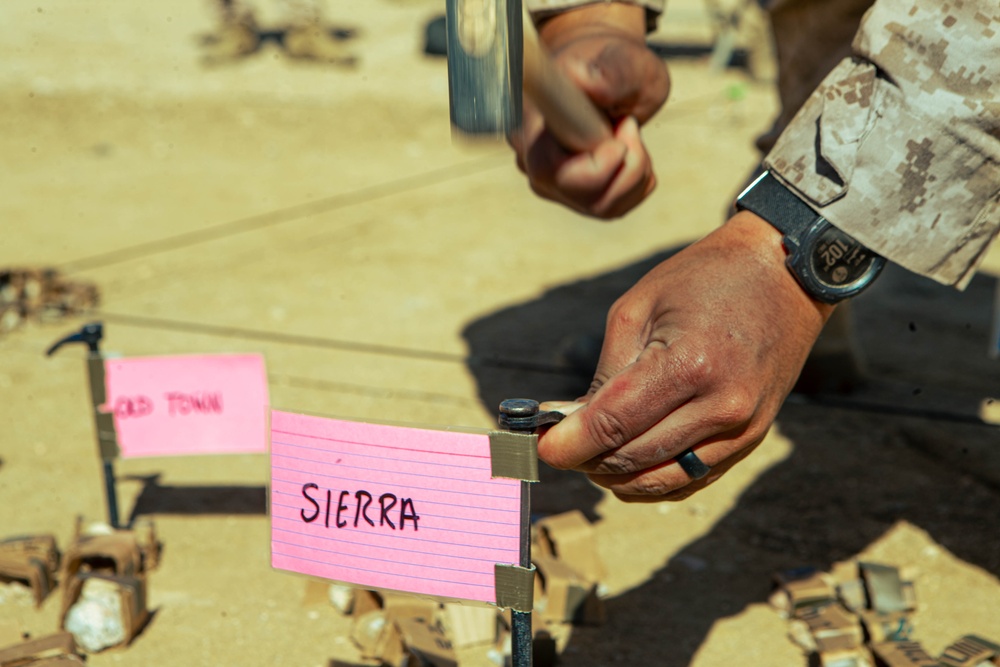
[499,398,539,667]
[47,322,121,528]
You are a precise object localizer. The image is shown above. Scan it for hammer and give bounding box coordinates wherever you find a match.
[446,0,613,152]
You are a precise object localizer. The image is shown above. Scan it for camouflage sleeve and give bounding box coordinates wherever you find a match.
[525,0,665,32]
[764,0,1000,288]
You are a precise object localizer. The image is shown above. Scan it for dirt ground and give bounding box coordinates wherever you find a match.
[1,0,999,665]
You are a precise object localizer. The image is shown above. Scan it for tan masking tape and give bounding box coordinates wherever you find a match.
[494,563,535,612]
[488,431,539,482]
[88,355,120,460]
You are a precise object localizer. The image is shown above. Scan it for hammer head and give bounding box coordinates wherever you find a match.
[446,0,523,138]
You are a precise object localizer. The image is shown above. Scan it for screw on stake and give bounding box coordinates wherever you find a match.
[46,322,122,529]
[498,398,565,667]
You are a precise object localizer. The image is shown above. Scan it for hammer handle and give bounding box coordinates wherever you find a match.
[522,19,614,153]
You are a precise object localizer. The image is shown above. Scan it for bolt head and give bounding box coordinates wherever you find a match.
[499,398,539,417]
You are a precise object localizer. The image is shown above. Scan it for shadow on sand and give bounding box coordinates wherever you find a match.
[463,248,1000,665]
[123,473,267,526]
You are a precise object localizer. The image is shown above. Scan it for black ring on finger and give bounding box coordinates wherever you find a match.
[676,448,710,480]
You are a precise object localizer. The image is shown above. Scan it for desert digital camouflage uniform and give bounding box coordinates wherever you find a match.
[527,0,1000,289]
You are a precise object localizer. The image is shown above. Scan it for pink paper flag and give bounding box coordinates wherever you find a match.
[270,410,523,605]
[103,354,268,458]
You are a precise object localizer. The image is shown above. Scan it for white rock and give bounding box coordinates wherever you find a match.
[64,578,127,653]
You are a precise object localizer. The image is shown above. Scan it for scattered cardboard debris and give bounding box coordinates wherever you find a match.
[772,561,999,667]
[769,566,837,618]
[0,631,83,666]
[870,640,940,667]
[938,635,1000,667]
[63,517,158,580]
[0,535,60,608]
[0,269,98,337]
[327,510,606,665]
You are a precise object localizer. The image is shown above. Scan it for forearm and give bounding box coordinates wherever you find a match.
[525,0,664,33]
[536,2,647,48]
[764,0,1000,288]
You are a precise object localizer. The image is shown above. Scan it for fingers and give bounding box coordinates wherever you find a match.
[537,340,700,470]
[590,117,655,218]
[599,436,765,503]
[519,116,654,219]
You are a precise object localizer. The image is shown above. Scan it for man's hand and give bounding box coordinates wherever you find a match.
[511,4,669,219]
[537,212,835,501]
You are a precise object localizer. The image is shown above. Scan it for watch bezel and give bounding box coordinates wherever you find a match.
[784,217,886,304]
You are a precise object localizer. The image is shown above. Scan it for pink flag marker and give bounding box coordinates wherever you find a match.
[270,410,523,605]
[103,354,268,458]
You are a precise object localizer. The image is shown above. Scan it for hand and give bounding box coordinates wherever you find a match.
[537,212,835,501]
[511,4,669,219]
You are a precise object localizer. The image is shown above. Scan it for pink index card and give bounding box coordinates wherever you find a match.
[103,354,268,458]
[270,410,523,605]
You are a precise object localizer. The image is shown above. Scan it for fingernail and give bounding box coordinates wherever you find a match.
[539,401,585,416]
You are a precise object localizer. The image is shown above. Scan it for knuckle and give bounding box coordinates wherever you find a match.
[593,450,641,475]
[673,348,715,390]
[606,298,643,337]
[713,390,756,427]
[618,474,682,500]
[584,407,632,453]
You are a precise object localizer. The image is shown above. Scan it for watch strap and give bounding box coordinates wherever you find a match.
[735,171,822,236]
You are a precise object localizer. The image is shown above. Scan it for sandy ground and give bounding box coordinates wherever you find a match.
[1,0,999,665]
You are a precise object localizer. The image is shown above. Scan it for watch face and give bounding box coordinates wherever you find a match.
[810,224,880,289]
[788,219,886,303]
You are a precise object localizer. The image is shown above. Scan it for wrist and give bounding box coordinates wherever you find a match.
[725,211,837,322]
[537,3,647,50]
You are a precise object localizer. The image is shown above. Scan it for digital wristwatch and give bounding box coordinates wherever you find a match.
[736,171,885,304]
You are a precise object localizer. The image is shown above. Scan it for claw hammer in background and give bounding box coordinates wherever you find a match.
[446,0,613,152]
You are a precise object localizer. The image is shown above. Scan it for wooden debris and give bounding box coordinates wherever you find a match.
[0,534,60,607]
[0,269,98,337]
[0,631,83,666]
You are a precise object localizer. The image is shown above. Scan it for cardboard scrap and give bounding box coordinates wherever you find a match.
[870,640,942,667]
[859,611,914,644]
[60,573,149,653]
[63,520,145,580]
[860,563,912,614]
[770,567,838,618]
[532,555,603,626]
[0,632,81,666]
[798,603,864,654]
[773,561,929,667]
[534,511,606,583]
[818,648,875,667]
[394,611,457,667]
[351,610,406,664]
[0,535,60,607]
[0,268,98,337]
[441,604,498,649]
[328,512,609,665]
[938,635,1000,667]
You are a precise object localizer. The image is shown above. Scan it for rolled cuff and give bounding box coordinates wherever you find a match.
[764,58,1000,289]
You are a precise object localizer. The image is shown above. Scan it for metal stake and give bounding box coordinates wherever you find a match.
[498,398,565,667]
[47,322,121,528]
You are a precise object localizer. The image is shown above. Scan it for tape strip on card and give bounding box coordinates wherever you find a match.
[494,563,535,612]
[488,431,539,482]
[89,357,121,460]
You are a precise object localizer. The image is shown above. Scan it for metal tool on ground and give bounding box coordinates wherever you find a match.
[498,398,565,667]
[446,0,612,152]
[46,322,121,529]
